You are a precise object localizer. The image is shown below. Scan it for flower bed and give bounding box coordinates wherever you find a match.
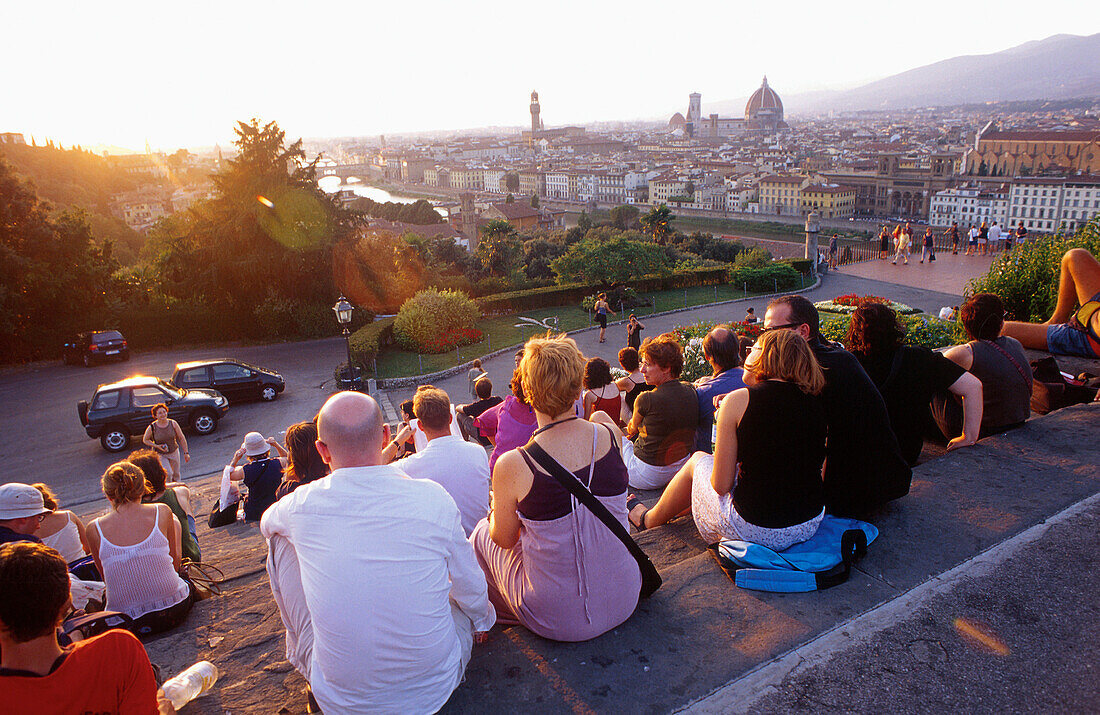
[820,313,956,350]
[815,294,919,315]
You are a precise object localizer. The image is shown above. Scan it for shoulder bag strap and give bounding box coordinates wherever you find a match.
[981,339,1032,388]
[521,441,661,597]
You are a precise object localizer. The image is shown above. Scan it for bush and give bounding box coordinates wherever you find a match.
[672,321,717,383]
[349,317,396,367]
[966,221,1100,322]
[251,294,372,341]
[781,258,814,275]
[393,288,480,354]
[728,263,802,293]
[819,313,956,350]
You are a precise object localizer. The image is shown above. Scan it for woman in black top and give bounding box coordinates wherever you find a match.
[628,330,828,550]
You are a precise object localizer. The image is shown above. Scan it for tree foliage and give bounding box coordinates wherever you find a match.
[551,231,674,285]
[477,220,522,277]
[608,204,639,230]
[640,204,675,244]
[350,197,441,224]
[393,288,480,354]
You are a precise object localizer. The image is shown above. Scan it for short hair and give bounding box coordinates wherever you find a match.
[285,421,326,484]
[509,368,528,405]
[399,400,414,420]
[640,333,684,378]
[0,543,71,643]
[127,448,168,493]
[618,346,640,372]
[703,326,740,373]
[745,307,755,314]
[521,335,585,416]
[961,293,1005,341]
[471,359,481,369]
[846,303,905,356]
[738,336,754,363]
[101,461,149,505]
[583,357,613,390]
[746,329,825,395]
[413,385,452,432]
[474,376,493,399]
[768,295,820,338]
[31,484,58,512]
[151,403,168,418]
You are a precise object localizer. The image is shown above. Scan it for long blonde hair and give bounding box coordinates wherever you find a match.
[746,329,825,395]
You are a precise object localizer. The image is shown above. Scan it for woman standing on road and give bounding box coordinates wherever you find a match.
[142,404,188,481]
[594,293,615,344]
[625,313,645,350]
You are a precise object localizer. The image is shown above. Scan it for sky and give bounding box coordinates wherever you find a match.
[3,0,1098,152]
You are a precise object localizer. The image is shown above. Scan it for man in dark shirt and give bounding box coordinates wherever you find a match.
[764,296,912,517]
[693,326,746,453]
[0,484,49,546]
[456,376,503,446]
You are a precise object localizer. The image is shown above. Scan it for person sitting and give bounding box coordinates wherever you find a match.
[627,330,827,551]
[130,449,200,563]
[275,421,329,500]
[620,333,699,490]
[1001,248,1100,359]
[394,400,417,458]
[390,386,490,537]
[0,483,51,546]
[87,462,193,637]
[583,357,627,428]
[934,293,1032,439]
[693,326,746,453]
[32,484,91,565]
[0,542,172,714]
[261,391,494,713]
[471,336,640,642]
[743,307,757,324]
[407,399,465,451]
[475,369,538,473]
[763,296,911,517]
[228,432,287,522]
[846,303,983,466]
[456,377,503,447]
[613,346,653,417]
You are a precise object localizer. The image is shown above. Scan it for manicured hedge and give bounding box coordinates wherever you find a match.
[779,258,813,275]
[349,317,395,367]
[728,263,802,293]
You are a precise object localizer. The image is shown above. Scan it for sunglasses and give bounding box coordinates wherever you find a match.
[759,322,801,334]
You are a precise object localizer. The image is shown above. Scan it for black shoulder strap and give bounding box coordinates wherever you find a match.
[521,440,661,596]
[981,339,1032,388]
[880,347,907,392]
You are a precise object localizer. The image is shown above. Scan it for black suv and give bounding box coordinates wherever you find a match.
[63,330,130,367]
[170,359,285,403]
[78,376,230,452]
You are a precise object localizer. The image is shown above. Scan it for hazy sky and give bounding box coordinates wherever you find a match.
[3,0,1097,152]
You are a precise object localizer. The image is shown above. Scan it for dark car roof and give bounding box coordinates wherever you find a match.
[94,376,173,392]
[174,359,274,373]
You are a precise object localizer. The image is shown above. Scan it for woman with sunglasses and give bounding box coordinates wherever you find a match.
[627,329,827,551]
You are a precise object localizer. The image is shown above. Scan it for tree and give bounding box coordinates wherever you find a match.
[640,204,675,244]
[477,220,522,277]
[608,205,639,230]
[505,193,515,204]
[503,172,520,193]
[530,194,539,208]
[577,210,592,232]
[550,233,674,285]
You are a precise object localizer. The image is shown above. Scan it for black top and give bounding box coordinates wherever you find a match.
[854,346,965,466]
[623,376,655,411]
[460,396,503,420]
[811,337,912,517]
[0,526,41,546]
[242,458,283,521]
[733,381,825,528]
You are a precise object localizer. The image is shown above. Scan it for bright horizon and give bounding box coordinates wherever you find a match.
[3,0,1098,153]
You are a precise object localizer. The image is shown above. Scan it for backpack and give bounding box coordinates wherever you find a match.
[710,515,877,592]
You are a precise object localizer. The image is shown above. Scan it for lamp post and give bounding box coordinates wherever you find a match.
[333,296,355,384]
[805,211,821,278]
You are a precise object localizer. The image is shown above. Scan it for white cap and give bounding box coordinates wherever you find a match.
[0,484,50,520]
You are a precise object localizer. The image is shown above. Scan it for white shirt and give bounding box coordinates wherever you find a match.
[399,435,490,537]
[260,465,495,714]
[989,224,1002,242]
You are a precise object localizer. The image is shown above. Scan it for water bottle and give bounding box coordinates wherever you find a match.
[160,661,219,710]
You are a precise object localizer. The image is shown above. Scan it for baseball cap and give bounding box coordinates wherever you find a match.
[0,484,50,520]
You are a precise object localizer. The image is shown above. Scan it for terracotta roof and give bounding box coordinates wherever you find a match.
[490,202,540,220]
[980,130,1100,142]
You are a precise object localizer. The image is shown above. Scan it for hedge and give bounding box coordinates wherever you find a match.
[779,258,813,275]
[728,263,803,293]
[475,267,729,314]
[349,317,396,367]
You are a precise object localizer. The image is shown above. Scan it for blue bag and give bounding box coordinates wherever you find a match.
[710,516,877,592]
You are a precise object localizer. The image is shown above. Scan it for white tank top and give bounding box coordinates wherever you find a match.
[93,508,190,619]
[41,513,85,563]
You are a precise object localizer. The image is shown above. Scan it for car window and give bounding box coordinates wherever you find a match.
[131,386,168,407]
[212,364,251,380]
[93,331,123,342]
[91,390,121,410]
[178,368,208,385]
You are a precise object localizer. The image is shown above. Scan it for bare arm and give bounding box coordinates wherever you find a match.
[158,504,183,572]
[625,393,646,439]
[266,436,288,467]
[488,450,532,550]
[946,372,983,450]
[172,486,194,519]
[87,519,104,579]
[942,344,974,371]
[142,425,157,450]
[711,388,748,495]
[229,447,247,481]
[172,420,189,462]
[582,391,595,420]
[70,512,92,557]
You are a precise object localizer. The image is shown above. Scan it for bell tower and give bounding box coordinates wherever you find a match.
[530,90,541,136]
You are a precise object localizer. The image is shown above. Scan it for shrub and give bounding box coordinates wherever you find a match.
[966,221,1100,322]
[349,317,396,367]
[819,313,956,350]
[672,321,717,383]
[728,263,802,293]
[781,258,814,275]
[393,288,480,354]
[814,295,919,315]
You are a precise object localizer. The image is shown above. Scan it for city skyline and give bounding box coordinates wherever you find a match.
[3,0,1099,152]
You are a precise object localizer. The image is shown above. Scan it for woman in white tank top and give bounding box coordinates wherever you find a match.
[87,462,193,635]
[31,483,90,564]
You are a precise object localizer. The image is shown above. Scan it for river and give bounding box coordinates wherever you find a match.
[317,176,424,204]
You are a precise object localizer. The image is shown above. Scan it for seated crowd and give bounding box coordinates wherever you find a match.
[4,248,1095,712]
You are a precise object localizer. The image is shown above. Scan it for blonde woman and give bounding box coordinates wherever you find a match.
[627,329,827,550]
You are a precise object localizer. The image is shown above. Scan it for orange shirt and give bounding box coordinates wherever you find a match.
[0,629,158,714]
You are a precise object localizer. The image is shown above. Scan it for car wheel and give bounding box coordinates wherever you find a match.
[83,354,92,368]
[191,410,218,435]
[261,385,279,402]
[100,426,129,453]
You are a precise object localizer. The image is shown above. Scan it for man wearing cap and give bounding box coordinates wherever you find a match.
[0,483,50,546]
[229,432,288,522]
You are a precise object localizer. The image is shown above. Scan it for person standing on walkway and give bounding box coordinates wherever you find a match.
[989,221,1003,253]
[966,224,979,256]
[879,225,890,259]
[892,225,910,265]
[467,359,486,400]
[1015,221,1028,250]
[828,234,839,268]
[944,222,960,255]
[921,228,935,263]
[977,220,989,257]
[625,313,645,350]
[594,293,615,343]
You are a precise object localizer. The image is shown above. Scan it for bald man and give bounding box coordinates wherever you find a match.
[260,392,494,713]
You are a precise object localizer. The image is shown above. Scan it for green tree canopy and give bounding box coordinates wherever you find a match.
[640,204,675,244]
[477,219,522,277]
[551,232,674,285]
[608,205,639,230]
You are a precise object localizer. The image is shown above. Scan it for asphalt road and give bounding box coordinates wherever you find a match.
[0,337,349,507]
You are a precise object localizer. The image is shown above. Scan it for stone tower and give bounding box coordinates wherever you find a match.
[685,93,701,138]
[460,192,479,253]
[530,90,541,138]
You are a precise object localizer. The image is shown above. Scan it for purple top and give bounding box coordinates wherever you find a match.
[476,395,537,472]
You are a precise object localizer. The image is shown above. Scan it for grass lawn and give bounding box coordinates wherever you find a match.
[374,282,786,378]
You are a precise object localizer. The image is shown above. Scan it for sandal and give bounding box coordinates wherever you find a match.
[626,494,648,531]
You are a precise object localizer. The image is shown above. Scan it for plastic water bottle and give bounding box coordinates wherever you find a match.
[161,661,219,710]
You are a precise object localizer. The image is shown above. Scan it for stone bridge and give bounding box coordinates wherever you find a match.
[314,162,378,184]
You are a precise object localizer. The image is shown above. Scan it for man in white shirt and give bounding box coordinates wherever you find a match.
[966,224,980,256]
[261,391,494,714]
[989,221,1002,252]
[396,386,490,537]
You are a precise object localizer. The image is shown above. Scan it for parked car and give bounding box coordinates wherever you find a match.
[170,359,285,403]
[78,376,229,453]
[62,330,130,367]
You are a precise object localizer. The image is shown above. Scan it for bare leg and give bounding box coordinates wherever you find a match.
[631,452,703,528]
[1001,321,1049,350]
[588,410,622,438]
[1048,248,1100,324]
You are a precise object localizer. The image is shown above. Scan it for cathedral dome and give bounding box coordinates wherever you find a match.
[745,76,783,122]
[668,112,686,129]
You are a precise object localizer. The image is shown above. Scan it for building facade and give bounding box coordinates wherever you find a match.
[1007,176,1100,234]
[965,125,1100,176]
[928,185,1009,229]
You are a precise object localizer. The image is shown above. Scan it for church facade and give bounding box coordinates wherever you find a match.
[668,77,789,138]
[964,123,1100,176]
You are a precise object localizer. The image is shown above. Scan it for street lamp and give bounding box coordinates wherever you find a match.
[333,296,355,383]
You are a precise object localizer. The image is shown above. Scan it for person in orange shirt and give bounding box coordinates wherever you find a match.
[0,542,173,714]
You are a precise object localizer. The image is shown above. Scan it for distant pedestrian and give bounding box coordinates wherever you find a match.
[921,228,935,263]
[989,221,1003,253]
[944,222,960,255]
[977,221,989,256]
[625,313,645,350]
[828,234,839,268]
[1015,221,1028,249]
[892,225,910,265]
[879,226,890,259]
[141,403,189,481]
[594,293,615,344]
[966,224,979,256]
[743,307,758,324]
[467,359,485,400]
